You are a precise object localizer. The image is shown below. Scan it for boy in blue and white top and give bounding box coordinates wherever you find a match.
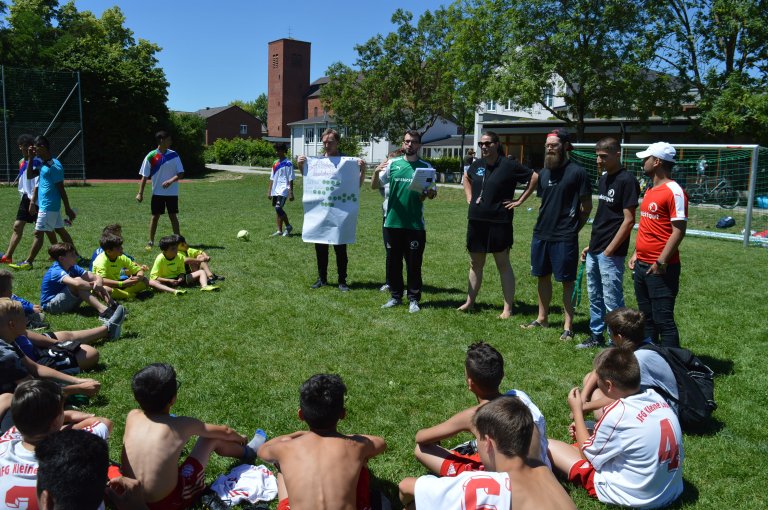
[9,136,84,271]
[136,130,184,250]
[268,143,295,237]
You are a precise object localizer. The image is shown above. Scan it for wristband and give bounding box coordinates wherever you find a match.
[118,281,123,288]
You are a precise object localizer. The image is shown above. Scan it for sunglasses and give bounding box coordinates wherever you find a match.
[478,141,495,147]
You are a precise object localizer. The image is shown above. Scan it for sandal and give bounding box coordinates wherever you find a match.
[521,320,549,329]
[560,329,575,341]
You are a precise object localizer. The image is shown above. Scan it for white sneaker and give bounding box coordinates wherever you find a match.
[270,231,282,237]
[379,284,390,292]
[409,300,421,313]
[381,298,402,309]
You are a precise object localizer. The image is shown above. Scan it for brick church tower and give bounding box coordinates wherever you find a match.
[267,38,311,138]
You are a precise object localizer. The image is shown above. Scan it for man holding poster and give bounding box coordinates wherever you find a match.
[373,130,437,313]
[298,129,366,292]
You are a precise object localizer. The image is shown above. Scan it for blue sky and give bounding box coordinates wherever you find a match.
[72,0,450,112]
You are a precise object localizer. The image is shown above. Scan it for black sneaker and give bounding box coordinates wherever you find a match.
[576,333,606,349]
[210,273,225,282]
[452,439,477,455]
[200,489,228,510]
[310,278,327,289]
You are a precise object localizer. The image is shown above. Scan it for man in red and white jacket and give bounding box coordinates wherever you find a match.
[629,142,687,347]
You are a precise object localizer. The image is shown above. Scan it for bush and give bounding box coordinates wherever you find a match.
[423,156,462,173]
[204,138,277,166]
[338,136,364,158]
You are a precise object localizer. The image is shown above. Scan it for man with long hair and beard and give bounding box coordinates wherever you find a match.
[522,129,592,341]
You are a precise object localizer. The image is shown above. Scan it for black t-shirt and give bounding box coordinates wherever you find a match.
[0,338,29,394]
[589,168,640,256]
[466,157,533,223]
[533,160,591,241]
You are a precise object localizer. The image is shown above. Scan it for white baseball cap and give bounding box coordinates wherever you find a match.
[636,142,676,162]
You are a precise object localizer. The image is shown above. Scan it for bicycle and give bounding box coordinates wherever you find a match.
[686,174,739,209]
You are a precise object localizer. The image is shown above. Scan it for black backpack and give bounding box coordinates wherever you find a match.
[639,344,717,431]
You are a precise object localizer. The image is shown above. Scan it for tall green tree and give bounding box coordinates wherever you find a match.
[321,8,475,143]
[657,0,768,141]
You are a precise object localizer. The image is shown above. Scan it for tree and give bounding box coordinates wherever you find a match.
[230,92,268,125]
[656,0,768,141]
[450,0,672,141]
[321,8,475,144]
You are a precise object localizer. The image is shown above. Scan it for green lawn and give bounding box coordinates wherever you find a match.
[2,172,767,509]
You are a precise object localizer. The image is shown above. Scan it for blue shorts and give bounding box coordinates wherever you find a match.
[530,236,579,282]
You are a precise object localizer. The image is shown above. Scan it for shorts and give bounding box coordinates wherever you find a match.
[272,195,287,208]
[42,288,82,314]
[16,195,37,223]
[466,220,512,253]
[568,459,598,498]
[35,210,65,232]
[36,340,81,375]
[276,465,371,510]
[530,236,579,282]
[439,452,484,477]
[151,194,179,216]
[147,457,205,510]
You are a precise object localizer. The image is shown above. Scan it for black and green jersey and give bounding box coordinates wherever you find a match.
[382,157,432,230]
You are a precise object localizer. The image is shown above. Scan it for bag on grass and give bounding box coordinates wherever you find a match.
[639,344,717,431]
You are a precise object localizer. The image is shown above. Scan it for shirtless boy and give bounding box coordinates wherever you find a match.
[399,397,575,510]
[258,373,387,510]
[121,363,262,509]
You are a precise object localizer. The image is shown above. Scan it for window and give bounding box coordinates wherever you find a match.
[272,54,279,68]
[305,128,315,143]
[506,99,515,110]
[544,87,554,108]
[485,100,496,112]
[239,124,248,135]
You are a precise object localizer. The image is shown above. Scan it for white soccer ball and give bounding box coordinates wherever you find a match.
[237,230,250,241]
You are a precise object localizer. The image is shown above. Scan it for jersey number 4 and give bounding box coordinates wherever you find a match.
[658,418,681,471]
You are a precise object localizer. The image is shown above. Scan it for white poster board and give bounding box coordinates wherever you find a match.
[302,157,360,245]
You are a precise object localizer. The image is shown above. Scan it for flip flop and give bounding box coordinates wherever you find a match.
[521,320,549,329]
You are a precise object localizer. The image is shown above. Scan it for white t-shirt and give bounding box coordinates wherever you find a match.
[18,158,41,199]
[584,389,684,509]
[634,348,679,414]
[505,389,551,468]
[139,148,184,196]
[0,423,109,510]
[415,471,511,510]
[270,158,295,197]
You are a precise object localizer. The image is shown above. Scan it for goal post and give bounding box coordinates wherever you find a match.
[570,143,768,248]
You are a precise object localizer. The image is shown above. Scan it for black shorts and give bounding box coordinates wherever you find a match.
[466,220,513,253]
[272,196,287,208]
[16,195,37,223]
[151,194,179,215]
[35,340,81,375]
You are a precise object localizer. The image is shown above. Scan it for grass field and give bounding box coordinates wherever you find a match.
[2,171,767,509]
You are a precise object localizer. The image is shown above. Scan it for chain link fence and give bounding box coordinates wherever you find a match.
[1,66,86,183]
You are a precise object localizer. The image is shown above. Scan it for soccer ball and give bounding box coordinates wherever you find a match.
[237,230,250,241]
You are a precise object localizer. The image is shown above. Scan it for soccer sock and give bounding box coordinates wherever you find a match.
[248,429,267,451]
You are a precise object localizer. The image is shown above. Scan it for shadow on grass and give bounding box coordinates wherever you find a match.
[194,244,226,251]
[697,355,734,377]
[349,281,464,294]
[669,478,700,507]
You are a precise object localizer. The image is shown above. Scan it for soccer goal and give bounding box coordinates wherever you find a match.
[570,143,768,247]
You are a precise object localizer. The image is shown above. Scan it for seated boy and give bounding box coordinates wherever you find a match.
[579,307,678,418]
[149,235,218,294]
[399,397,575,510]
[414,342,549,477]
[121,363,262,509]
[37,429,148,510]
[92,233,149,300]
[0,379,112,508]
[177,235,223,283]
[0,268,48,329]
[549,347,684,509]
[40,243,124,324]
[0,298,103,398]
[258,373,387,510]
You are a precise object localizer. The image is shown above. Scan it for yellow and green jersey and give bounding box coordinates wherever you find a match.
[92,252,142,281]
[150,253,186,280]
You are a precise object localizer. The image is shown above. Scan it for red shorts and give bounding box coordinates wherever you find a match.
[568,459,598,498]
[147,457,206,510]
[439,452,484,477]
[277,465,372,510]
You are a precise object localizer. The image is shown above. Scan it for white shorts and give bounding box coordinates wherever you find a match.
[35,210,65,232]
